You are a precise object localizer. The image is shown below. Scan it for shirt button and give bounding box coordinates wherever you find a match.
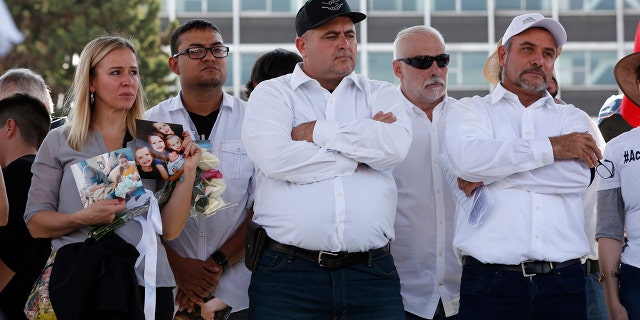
[200,232,205,237]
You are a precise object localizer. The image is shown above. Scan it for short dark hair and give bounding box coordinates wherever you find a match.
[170,19,221,55]
[245,49,302,97]
[0,93,51,148]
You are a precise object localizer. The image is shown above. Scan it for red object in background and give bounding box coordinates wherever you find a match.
[620,21,640,128]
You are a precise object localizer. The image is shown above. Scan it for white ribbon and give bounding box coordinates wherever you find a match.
[127,190,163,320]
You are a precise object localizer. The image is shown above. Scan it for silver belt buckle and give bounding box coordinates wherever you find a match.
[521,260,535,277]
[317,251,339,268]
[521,260,554,277]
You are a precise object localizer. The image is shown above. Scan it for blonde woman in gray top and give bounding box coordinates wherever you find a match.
[24,35,202,319]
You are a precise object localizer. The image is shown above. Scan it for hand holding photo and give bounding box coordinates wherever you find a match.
[135,119,185,181]
[71,147,145,208]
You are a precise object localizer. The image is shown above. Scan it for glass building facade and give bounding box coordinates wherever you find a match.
[160,0,640,116]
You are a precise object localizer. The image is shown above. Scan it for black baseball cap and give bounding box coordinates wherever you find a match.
[295,0,366,37]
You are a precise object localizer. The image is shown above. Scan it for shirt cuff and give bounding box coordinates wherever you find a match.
[312,120,338,150]
[533,137,554,166]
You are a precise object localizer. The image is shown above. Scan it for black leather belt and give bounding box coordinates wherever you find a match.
[462,256,582,277]
[265,238,390,271]
[584,259,600,274]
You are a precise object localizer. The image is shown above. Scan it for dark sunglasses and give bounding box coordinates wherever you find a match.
[396,53,450,69]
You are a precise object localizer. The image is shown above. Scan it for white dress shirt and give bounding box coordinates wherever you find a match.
[145,92,254,311]
[392,94,460,318]
[241,64,412,252]
[441,84,592,265]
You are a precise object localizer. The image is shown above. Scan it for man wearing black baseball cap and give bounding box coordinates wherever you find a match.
[242,0,412,319]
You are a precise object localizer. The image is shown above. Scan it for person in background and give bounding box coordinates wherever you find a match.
[597,21,640,143]
[596,51,640,320]
[0,171,7,227]
[244,48,301,98]
[24,35,201,319]
[549,73,608,320]
[241,0,412,318]
[0,68,65,130]
[442,13,601,319]
[390,25,460,320]
[0,94,51,320]
[146,19,255,320]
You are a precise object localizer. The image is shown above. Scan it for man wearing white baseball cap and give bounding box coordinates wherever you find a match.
[441,13,601,319]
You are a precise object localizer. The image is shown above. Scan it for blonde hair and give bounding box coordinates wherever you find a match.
[66,36,146,151]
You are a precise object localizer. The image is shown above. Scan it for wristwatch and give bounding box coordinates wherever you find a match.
[210,250,229,271]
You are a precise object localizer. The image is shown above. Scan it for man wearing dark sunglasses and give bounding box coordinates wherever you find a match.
[441,13,603,320]
[390,25,460,320]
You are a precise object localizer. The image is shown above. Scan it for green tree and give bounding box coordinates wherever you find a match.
[0,0,177,115]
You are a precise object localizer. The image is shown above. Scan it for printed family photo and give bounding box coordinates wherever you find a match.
[135,119,185,181]
[70,147,145,208]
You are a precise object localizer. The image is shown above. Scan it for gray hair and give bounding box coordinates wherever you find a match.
[393,25,445,60]
[0,68,54,113]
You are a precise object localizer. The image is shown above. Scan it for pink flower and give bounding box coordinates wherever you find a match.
[201,169,223,180]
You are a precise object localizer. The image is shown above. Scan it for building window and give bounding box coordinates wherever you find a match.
[208,0,232,12]
[558,50,617,85]
[241,52,261,89]
[370,0,425,11]
[367,52,396,83]
[176,0,202,12]
[626,0,640,9]
[447,52,487,86]
[241,0,297,12]
[495,0,552,10]
[557,0,615,11]
[432,0,486,12]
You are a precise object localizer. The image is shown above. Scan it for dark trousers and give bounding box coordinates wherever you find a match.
[458,261,586,320]
[248,248,404,320]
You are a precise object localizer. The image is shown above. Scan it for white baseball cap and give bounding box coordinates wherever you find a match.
[502,13,567,48]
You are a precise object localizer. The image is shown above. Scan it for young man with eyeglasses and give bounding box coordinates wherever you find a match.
[441,13,602,319]
[390,25,460,320]
[146,19,254,320]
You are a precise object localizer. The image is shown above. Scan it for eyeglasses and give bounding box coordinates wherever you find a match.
[595,159,615,179]
[396,53,450,69]
[172,46,229,59]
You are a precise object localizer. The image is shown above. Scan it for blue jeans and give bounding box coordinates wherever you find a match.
[619,263,640,319]
[585,272,608,320]
[458,261,586,320]
[248,248,404,320]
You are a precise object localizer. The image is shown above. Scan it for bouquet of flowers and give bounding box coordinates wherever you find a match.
[191,150,234,221]
[88,148,233,239]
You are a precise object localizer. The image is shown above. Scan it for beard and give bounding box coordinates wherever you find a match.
[423,77,447,100]
[515,68,548,92]
[196,76,225,88]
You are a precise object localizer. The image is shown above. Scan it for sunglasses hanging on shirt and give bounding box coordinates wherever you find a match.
[396,53,450,69]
